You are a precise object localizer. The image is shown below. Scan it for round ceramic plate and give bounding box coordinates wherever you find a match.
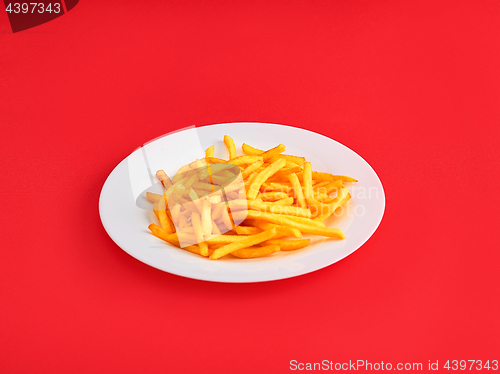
[99,122,385,282]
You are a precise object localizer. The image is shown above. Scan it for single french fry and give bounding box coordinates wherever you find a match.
[248,200,312,218]
[259,144,286,161]
[157,195,174,234]
[191,212,205,243]
[242,160,264,179]
[205,234,251,244]
[205,157,227,164]
[288,173,307,208]
[246,209,326,227]
[285,160,300,168]
[148,224,179,246]
[146,192,162,203]
[209,228,277,260]
[234,226,263,235]
[169,203,181,226]
[332,175,358,183]
[244,171,259,192]
[302,162,323,217]
[261,239,311,251]
[268,154,306,166]
[199,241,209,256]
[247,158,287,199]
[242,143,263,156]
[164,205,177,233]
[201,197,212,237]
[184,244,213,257]
[244,219,302,238]
[325,180,345,193]
[310,171,333,183]
[229,155,263,166]
[205,145,215,158]
[297,171,357,183]
[313,181,331,190]
[156,170,173,189]
[302,162,314,200]
[246,211,343,238]
[221,205,234,230]
[224,135,237,159]
[207,243,226,250]
[231,245,281,259]
[243,144,305,165]
[153,202,160,221]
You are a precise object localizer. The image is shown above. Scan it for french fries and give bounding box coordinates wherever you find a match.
[146,134,356,260]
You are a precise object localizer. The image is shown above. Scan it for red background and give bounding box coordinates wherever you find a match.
[1,1,499,372]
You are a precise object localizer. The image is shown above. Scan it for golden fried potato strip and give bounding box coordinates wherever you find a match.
[247,158,287,199]
[287,173,307,208]
[156,170,173,189]
[261,239,311,251]
[209,228,277,260]
[146,192,162,203]
[231,245,281,259]
[205,145,215,158]
[224,135,237,159]
[229,155,263,166]
[244,219,302,238]
[245,211,343,238]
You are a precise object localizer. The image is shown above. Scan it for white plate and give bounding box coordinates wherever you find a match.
[99,123,385,282]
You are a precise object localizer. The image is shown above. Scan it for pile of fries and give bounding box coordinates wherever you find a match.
[147,135,357,260]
